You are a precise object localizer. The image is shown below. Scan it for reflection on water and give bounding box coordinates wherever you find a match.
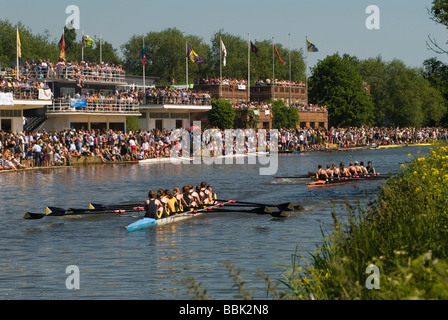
[0,146,430,299]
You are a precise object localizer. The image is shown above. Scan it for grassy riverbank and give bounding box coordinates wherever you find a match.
[281,143,448,299]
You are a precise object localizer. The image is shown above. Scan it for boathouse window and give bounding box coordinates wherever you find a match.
[60,87,75,99]
[170,113,189,119]
[0,110,21,117]
[0,119,12,132]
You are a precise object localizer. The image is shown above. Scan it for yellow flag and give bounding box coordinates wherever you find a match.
[17,28,22,58]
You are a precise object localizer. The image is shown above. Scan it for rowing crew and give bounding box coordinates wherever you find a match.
[315,161,376,180]
[144,182,218,220]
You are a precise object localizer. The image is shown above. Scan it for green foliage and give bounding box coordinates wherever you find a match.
[0,20,58,67]
[121,28,209,85]
[308,53,375,128]
[429,0,448,27]
[207,98,236,129]
[126,116,141,132]
[122,28,306,85]
[282,143,448,300]
[234,106,259,129]
[0,19,121,69]
[357,56,446,127]
[271,100,299,129]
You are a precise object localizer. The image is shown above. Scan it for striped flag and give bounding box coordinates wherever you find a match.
[59,30,66,61]
[17,28,22,58]
[306,39,318,52]
[187,43,203,63]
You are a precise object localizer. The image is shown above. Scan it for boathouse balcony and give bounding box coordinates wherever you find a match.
[47,98,141,116]
[18,64,127,85]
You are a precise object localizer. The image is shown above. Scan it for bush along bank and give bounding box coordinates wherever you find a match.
[282,143,448,300]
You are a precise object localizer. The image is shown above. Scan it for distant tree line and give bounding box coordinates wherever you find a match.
[2,2,448,129]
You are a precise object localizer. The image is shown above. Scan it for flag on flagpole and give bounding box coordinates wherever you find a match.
[306,39,318,52]
[142,41,146,66]
[187,43,203,63]
[82,35,93,48]
[250,41,259,57]
[220,39,227,67]
[59,30,66,61]
[274,43,285,65]
[17,28,22,58]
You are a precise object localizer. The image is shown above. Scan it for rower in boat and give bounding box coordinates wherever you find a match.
[207,185,218,204]
[164,189,178,215]
[366,161,376,174]
[144,190,163,219]
[325,164,334,179]
[157,189,172,218]
[358,162,369,175]
[189,184,202,207]
[173,186,189,212]
[348,162,359,176]
[331,163,341,179]
[200,181,212,205]
[182,185,196,208]
[339,162,352,177]
[315,164,329,180]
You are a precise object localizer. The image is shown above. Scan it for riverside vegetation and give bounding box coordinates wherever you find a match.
[184,143,448,300]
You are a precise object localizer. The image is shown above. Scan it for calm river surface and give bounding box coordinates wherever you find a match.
[0,145,430,300]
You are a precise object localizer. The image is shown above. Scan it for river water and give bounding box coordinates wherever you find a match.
[0,145,430,300]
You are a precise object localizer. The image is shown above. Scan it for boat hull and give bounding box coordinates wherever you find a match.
[126,207,210,232]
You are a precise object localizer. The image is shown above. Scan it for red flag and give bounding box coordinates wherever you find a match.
[274,44,285,65]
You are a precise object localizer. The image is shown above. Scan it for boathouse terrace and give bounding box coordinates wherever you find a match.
[47,98,141,115]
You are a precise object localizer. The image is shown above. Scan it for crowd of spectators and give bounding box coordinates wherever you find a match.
[0,75,50,99]
[1,126,447,171]
[233,101,327,112]
[21,59,126,84]
[144,87,212,106]
[255,79,306,87]
[278,127,448,151]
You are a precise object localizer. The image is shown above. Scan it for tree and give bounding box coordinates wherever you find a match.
[422,57,448,125]
[207,98,236,129]
[271,100,299,129]
[234,106,259,129]
[356,57,446,127]
[122,28,210,85]
[427,0,448,55]
[308,53,375,127]
[0,19,58,67]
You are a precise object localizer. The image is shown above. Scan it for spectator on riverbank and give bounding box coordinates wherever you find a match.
[0,126,447,171]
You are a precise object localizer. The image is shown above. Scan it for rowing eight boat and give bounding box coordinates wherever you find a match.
[126,203,223,232]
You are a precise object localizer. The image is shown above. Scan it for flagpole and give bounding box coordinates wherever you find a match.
[305,36,308,105]
[272,37,275,101]
[16,27,20,80]
[220,37,222,99]
[289,33,292,106]
[186,40,189,87]
[247,33,250,103]
[100,33,103,63]
[143,36,146,90]
[82,29,84,61]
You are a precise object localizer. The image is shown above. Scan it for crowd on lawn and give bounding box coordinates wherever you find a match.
[1,126,447,171]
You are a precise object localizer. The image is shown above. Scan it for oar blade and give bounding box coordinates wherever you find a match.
[23,212,46,220]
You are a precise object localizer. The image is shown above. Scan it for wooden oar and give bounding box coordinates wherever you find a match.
[23,206,143,220]
[217,199,298,211]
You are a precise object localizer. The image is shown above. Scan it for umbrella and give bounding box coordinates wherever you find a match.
[188,126,201,130]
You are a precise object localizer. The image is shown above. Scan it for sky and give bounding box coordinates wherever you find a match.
[1,0,447,72]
